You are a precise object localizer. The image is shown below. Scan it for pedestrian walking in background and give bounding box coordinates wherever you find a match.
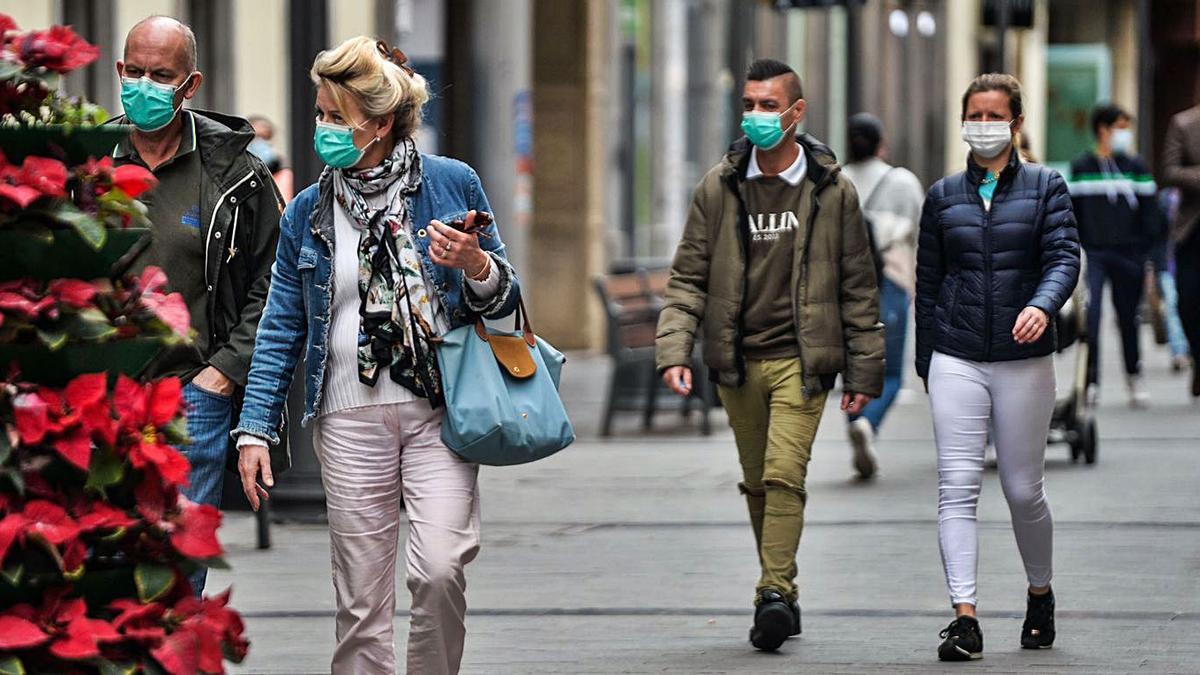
[1160,102,1200,398]
[111,15,286,595]
[1068,103,1158,407]
[841,112,924,479]
[233,37,522,675]
[916,73,1080,662]
[247,114,295,202]
[656,58,883,653]
[1153,188,1191,371]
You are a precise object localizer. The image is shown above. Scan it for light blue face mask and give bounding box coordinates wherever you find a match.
[741,100,799,150]
[313,120,378,169]
[120,75,190,132]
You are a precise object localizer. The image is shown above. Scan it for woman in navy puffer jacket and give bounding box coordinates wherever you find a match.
[917,74,1080,663]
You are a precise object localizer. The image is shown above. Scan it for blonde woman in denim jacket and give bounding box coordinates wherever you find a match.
[233,37,520,675]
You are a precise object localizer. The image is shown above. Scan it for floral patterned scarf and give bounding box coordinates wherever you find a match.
[332,137,443,406]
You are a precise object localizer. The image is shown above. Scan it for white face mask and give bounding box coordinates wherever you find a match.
[961,121,1013,159]
[1110,128,1134,155]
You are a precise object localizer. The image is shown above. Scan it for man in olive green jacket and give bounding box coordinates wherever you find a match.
[656,59,884,652]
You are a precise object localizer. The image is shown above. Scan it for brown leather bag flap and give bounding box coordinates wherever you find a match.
[483,330,538,379]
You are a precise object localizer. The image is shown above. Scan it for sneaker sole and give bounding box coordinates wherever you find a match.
[848,425,877,479]
[750,603,792,652]
[938,644,983,661]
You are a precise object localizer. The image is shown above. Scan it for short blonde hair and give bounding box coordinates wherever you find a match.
[310,36,428,140]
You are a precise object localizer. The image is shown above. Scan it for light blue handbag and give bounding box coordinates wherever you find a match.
[436,300,575,465]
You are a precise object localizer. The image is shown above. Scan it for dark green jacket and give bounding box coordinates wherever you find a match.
[111,110,289,475]
[655,134,885,397]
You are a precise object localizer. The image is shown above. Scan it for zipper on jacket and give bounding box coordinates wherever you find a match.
[726,171,751,387]
[795,186,824,396]
[982,203,993,361]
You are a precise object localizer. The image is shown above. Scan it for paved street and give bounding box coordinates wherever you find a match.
[212,319,1200,674]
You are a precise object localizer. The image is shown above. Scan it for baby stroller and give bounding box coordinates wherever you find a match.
[1048,253,1097,463]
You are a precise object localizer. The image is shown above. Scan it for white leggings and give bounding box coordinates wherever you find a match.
[929,352,1056,607]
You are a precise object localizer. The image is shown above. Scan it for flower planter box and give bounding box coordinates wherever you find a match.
[0,125,128,165]
[0,228,150,281]
[0,337,164,385]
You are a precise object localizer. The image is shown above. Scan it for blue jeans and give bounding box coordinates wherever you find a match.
[850,278,908,432]
[181,382,233,594]
[1160,271,1190,358]
[1085,248,1143,383]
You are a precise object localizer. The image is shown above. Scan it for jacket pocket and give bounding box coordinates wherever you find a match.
[296,247,319,316]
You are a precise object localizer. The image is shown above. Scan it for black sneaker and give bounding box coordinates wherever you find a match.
[1021,589,1056,649]
[938,616,984,661]
[789,599,801,637]
[749,589,793,651]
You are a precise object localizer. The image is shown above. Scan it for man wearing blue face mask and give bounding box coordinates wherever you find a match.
[656,58,883,653]
[110,15,287,595]
[1068,103,1159,407]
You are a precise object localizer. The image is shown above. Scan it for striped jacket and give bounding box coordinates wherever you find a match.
[1067,152,1159,251]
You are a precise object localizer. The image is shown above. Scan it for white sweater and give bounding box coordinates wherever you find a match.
[237,188,498,448]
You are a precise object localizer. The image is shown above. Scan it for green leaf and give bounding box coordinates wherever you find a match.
[85,447,126,493]
[51,202,107,251]
[0,430,12,466]
[161,417,191,445]
[1,468,24,496]
[98,660,137,675]
[1,564,23,586]
[60,309,119,343]
[0,61,23,81]
[134,563,175,603]
[0,655,25,675]
[36,328,68,351]
[196,555,231,571]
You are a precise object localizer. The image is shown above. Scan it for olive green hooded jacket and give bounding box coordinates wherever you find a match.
[655,134,885,397]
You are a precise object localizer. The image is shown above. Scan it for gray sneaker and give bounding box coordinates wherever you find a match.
[1126,374,1149,408]
[847,418,878,479]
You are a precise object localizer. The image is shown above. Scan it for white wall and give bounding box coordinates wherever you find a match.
[233,0,289,144]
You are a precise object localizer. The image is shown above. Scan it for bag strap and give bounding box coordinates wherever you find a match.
[863,166,899,212]
[475,296,536,348]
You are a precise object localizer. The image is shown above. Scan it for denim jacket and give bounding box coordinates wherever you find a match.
[233,154,521,444]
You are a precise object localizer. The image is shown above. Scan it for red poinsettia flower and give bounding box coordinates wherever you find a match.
[151,628,201,675]
[0,281,57,322]
[10,373,115,470]
[114,376,189,487]
[0,14,19,40]
[48,278,99,310]
[0,156,68,209]
[112,163,157,199]
[0,614,49,650]
[17,155,67,197]
[18,25,100,74]
[0,500,82,567]
[169,497,222,559]
[131,266,191,338]
[109,598,168,644]
[158,590,247,673]
[0,180,42,209]
[75,501,136,533]
[7,589,123,660]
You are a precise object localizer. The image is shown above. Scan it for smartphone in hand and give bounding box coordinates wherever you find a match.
[448,211,494,238]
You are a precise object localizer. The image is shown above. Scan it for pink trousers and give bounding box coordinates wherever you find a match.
[314,401,480,675]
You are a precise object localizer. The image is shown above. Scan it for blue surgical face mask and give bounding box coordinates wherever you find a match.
[313,120,378,169]
[1110,128,1134,155]
[120,75,191,132]
[741,100,799,150]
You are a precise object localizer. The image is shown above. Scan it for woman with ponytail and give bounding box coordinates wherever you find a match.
[915,74,1080,662]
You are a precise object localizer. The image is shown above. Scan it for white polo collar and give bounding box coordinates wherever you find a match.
[747,143,807,185]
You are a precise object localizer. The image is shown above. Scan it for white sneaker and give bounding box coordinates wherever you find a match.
[1126,374,1150,408]
[847,418,878,480]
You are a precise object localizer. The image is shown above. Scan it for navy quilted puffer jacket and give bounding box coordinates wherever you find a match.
[915,151,1080,379]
